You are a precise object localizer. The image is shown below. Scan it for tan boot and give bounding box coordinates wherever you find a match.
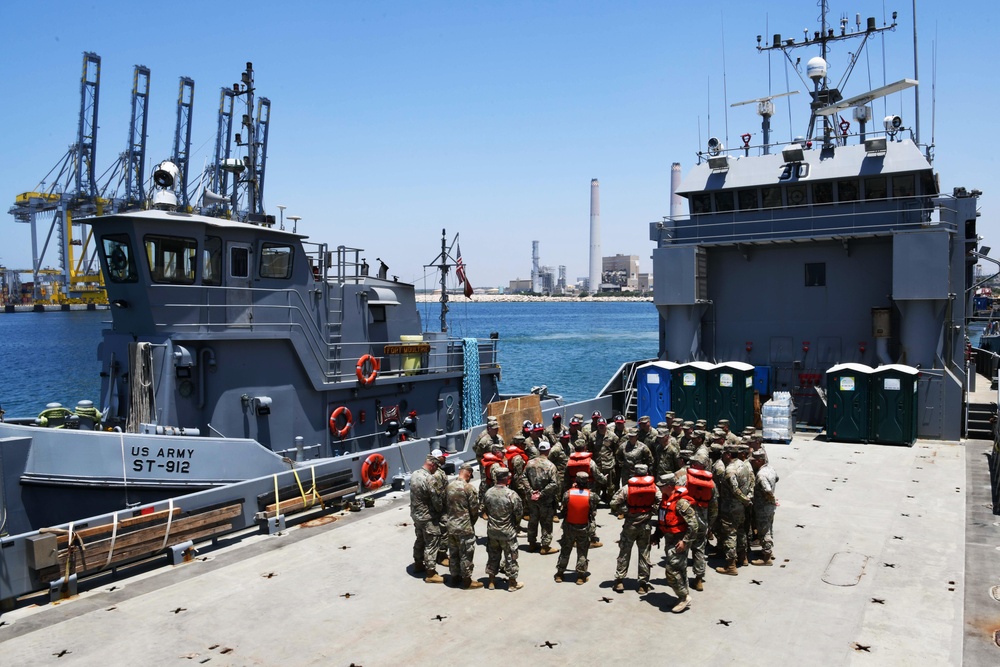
[487,575,496,590]
[751,552,773,566]
[554,573,563,583]
[693,576,704,591]
[424,570,444,584]
[613,579,624,593]
[539,546,557,555]
[715,560,738,576]
[462,577,484,589]
[508,578,524,591]
[671,596,691,613]
[590,540,603,549]
[438,557,450,568]
[737,552,748,567]
[576,574,589,585]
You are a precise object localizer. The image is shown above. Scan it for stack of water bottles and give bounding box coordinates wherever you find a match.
[761,391,795,443]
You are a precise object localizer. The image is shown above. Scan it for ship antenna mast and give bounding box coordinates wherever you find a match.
[423,228,459,333]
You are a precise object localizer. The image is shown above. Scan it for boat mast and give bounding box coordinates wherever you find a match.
[438,229,449,333]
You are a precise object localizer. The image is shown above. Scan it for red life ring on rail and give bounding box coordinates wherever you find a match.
[356,354,380,386]
[361,453,387,490]
[329,406,353,438]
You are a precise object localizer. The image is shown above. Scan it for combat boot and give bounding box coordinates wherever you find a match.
[576,574,589,585]
[462,577,484,589]
[715,560,738,576]
[613,579,624,593]
[751,552,774,566]
[438,556,450,568]
[589,539,603,549]
[539,546,557,555]
[424,570,445,584]
[554,573,563,583]
[738,552,749,567]
[508,578,524,591]
[636,582,649,595]
[693,575,705,591]
[671,596,691,613]
[413,561,426,574]
[488,575,496,590]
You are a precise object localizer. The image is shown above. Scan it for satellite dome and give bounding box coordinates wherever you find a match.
[806,57,827,81]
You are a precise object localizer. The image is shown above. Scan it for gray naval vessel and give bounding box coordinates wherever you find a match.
[2,3,999,663]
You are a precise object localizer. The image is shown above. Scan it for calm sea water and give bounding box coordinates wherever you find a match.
[0,301,658,418]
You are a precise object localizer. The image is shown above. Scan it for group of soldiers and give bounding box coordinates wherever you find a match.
[409,409,779,613]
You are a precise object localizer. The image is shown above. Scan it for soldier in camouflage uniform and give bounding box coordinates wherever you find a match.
[582,410,603,438]
[548,430,571,492]
[750,450,778,565]
[719,419,740,446]
[526,423,546,459]
[445,463,482,588]
[483,467,524,591]
[543,413,566,446]
[653,427,680,480]
[588,418,619,502]
[524,441,559,554]
[479,441,506,508]
[610,463,660,594]
[653,472,698,613]
[555,472,599,584]
[617,427,654,488]
[686,454,718,591]
[431,448,451,566]
[715,444,753,575]
[567,416,588,452]
[473,419,503,465]
[637,415,658,449]
[410,455,447,583]
[709,441,726,555]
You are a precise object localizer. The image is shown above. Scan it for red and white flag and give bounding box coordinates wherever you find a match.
[456,244,473,298]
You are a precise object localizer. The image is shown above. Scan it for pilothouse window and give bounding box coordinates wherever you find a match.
[144,235,197,284]
[102,234,138,283]
[203,236,222,286]
[259,243,293,279]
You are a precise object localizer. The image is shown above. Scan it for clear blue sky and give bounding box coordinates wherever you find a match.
[1,1,995,289]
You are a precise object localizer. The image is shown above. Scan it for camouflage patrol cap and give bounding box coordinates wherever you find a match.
[683,421,694,428]
[656,472,676,486]
[638,416,651,424]
[634,463,649,475]
[718,419,730,426]
[737,444,751,454]
[692,430,706,440]
[459,463,475,473]
[572,413,585,422]
[712,428,726,438]
[493,466,510,481]
[490,442,504,452]
[743,426,755,434]
[672,418,684,426]
[656,421,669,430]
[691,454,710,468]
[695,419,708,427]
[512,434,526,443]
[426,454,440,464]
[665,411,675,419]
[574,441,588,452]
[656,427,670,438]
[723,443,739,454]
[626,427,639,437]
[487,420,499,429]
[679,448,694,459]
[710,442,724,452]
[575,471,590,482]
[751,450,767,460]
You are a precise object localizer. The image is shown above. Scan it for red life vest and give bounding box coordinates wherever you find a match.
[626,476,657,513]
[566,451,592,480]
[482,452,504,482]
[505,445,528,467]
[658,487,693,534]
[566,488,591,525]
[686,468,715,508]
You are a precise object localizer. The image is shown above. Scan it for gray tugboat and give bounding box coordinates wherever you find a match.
[651,7,979,441]
[0,64,502,534]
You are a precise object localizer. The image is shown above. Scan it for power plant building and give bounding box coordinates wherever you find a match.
[602,254,640,291]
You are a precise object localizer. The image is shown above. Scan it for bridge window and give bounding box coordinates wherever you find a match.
[812,181,833,204]
[230,246,250,279]
[145,235,197,284]
[864,176,887,201]
[690,193,711,215]
[738,189,759,211]
[203,236,222,286]
[101,234,138,283]
[715,190,735,212]
[761,186,782,209]
[787,184,807,207]
[892,174,915,198]
[837,179,859,202]
[260,243,293,279]
[919,171,938,196]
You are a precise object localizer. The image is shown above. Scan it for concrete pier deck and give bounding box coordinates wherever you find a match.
[0,433,994,666]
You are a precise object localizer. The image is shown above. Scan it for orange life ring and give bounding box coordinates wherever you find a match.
[361,453,387,490]
[356,354,380,385]
[329,406,353,438]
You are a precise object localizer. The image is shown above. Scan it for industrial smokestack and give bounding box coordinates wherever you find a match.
[670,163,683,220]
[531,240,541,293]
[589,179,601,293]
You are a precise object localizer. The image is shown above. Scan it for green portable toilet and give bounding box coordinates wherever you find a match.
[670,361,714,423]
[871,364,919,446]
[709,361,755,432]
[826,363,875,443]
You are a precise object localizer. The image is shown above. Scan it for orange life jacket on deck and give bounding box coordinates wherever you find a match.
[686,469,715,508]
[658,487,693,534]
[482,452,504,482]
[566,488,591,525]
[566,451,592,481]
[626,476,657,513]
[505,446,528,468]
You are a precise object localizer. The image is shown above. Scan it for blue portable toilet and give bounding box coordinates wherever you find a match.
[636,361,679,425]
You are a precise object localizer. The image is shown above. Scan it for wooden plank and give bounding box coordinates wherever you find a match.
[262,487,355,519]
[486,394,542,443]
[49,507,183,547]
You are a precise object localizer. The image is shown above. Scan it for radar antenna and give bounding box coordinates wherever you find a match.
[731,91,799,154]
